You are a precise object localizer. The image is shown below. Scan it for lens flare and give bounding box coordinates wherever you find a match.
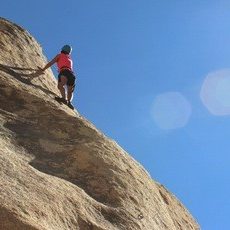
[200,69,230,115]
[151,92,192,130]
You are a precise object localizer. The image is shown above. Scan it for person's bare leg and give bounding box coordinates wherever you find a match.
[67,85,74,102]
[66,85,75,109]
[58,76,67,99]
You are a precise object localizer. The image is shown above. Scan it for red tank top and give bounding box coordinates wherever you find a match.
[57,53,73,72]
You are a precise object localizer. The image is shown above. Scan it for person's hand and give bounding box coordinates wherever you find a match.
[30,67,44,78]
[36,67,45,75]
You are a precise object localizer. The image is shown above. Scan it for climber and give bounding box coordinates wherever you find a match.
[36,45,76,110]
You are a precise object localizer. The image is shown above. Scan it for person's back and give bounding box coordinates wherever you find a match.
[57,53,73,72]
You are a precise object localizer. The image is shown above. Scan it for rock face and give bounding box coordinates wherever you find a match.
[0,18,200,230]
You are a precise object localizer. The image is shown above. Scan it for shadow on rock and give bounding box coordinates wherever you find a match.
[0,63,56,97]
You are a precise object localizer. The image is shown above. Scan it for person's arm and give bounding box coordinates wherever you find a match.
[40,54,59,71]
[33,54,59,77]
[30,54,59,79]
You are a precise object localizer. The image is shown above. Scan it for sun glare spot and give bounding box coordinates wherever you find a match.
[151,92,192,130]
[200,69,230,115]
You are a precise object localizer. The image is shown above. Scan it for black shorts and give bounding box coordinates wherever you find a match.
[58,69,76,86]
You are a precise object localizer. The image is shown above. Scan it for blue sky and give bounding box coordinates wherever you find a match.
[2,1,230,229]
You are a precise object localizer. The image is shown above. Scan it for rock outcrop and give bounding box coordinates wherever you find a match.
[0,17,200,230]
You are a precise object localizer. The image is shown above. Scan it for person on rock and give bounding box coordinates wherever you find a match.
[36,45,76,110]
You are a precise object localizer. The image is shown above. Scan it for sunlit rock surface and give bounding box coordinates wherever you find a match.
[0,17,199,230]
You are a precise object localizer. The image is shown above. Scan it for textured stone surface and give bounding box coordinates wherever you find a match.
[0,17,200,230]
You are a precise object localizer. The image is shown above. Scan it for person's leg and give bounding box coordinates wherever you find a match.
[66,85,75,109]
[67,85,74,102]
[58,76,67,99]
[66,71,76,102]
[63,71,75,109]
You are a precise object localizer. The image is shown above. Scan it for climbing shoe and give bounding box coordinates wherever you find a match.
[55,97,67,104]
[67,101,74,110]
